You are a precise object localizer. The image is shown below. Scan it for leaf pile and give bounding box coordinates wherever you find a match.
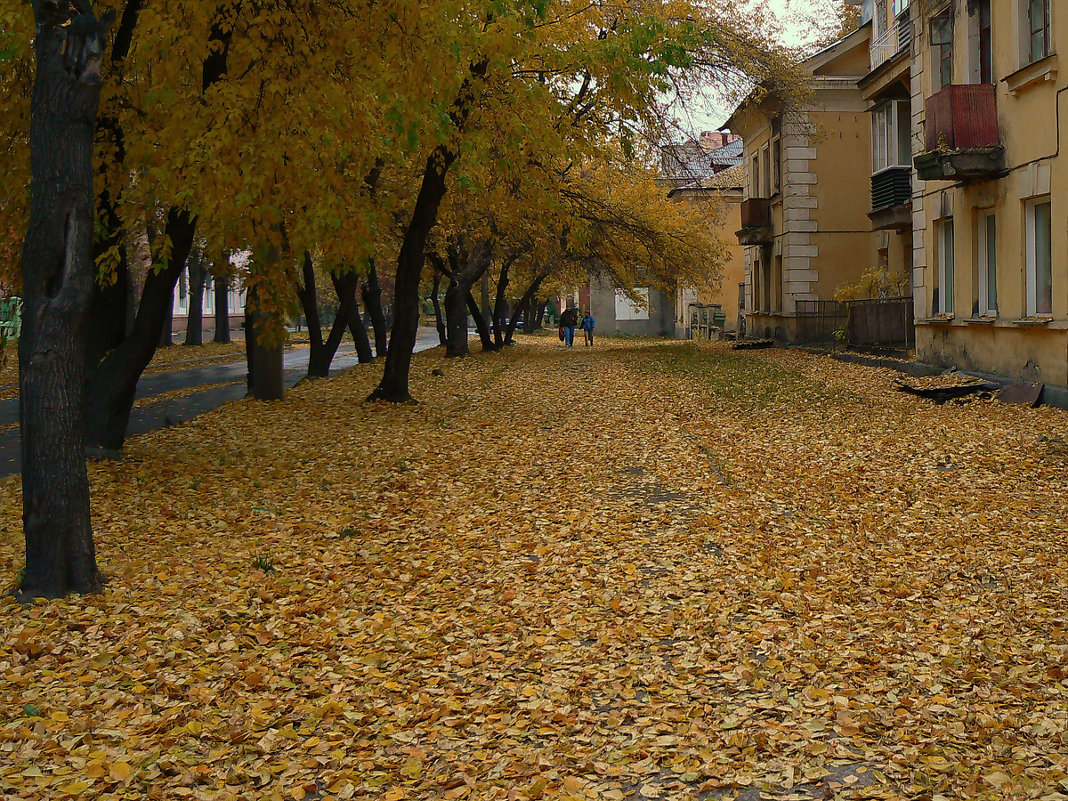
[0,339,1066,801]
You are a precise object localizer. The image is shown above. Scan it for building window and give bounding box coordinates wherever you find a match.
[979,0,993,83]
[615,288,650,321]
[936,218,955,314]
[977,211,997,316]
[1026,198,1053,316]
[761,146,771,198]
[771,136,781,194]
[931,11,954,91]
[1027,0,1051,64]
[751,155,760,199]
[872,100,912,172]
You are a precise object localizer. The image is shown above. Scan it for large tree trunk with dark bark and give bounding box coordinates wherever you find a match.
[184,248,207,346]
[84,209,197,451]
[213,271,230,342]
[362,258,388,358]
[331,271,373,364]
[18,1,113,599]
[492,259,511,348]
[245,277,285,400]
[369,147,453,401]
[370,59,488,402]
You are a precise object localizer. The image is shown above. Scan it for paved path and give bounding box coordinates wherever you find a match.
[0,330,442,477]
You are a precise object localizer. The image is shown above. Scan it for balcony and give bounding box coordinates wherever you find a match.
[914,84,1005,181]
[736,198,772,245]
[869,167,912,230]
[869,10,912,72]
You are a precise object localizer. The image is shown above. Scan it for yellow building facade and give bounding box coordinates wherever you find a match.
[726,27,879,342]
[907,0,1067,388]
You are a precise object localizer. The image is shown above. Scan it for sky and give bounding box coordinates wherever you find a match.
[674,0,850,135]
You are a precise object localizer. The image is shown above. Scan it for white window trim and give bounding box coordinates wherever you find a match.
[937,218,955,314]
[977,211,997,316]
[1025,197,1053,317]
[615,288,650,321]
[872,100,912,175]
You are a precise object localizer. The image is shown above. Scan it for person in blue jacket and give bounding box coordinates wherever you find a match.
[581,309,596,347]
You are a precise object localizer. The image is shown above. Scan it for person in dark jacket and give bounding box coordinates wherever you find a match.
[581,310,595,346]
[559,306,578,347]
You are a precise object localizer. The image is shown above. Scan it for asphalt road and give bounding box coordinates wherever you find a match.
[0,329,442,477]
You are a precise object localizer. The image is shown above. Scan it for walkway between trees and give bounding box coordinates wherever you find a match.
[0,329,441,476]
[0,339,1065,799]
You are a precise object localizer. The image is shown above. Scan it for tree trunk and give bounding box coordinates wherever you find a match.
[245,282,284,400]
[370,58,488,402]
[84,209,197,451]
[533,298,548,331]
[444,238,494,358]
[85,249,130,370]
[18,2,113,599]
[467,292,497,352]
[213,271,230,342]
[506,274,548,345]
[298,253,355,379]
[369,147,453,401]
[159,300,174,347]
[184,248,207,346]
[480,271,491,336]
[362,258,388,358]
[331,271,373,364]
[431,271,446,346]
[492,259,511,348]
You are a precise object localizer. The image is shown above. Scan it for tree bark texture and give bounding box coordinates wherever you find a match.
[466,292,497,353]
[84,209,197,451]
[245,282,284,400]
[184,248,207,346]
[213,271,230,342]
[158,301,174,346]
[492,259,511,348]
[444,238,494,358]
[297,253,355,378]
[18,0,114,598]
[331,271,373,364]
[362,258,388,359]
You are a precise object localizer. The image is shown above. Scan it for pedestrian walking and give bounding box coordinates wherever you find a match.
[559,306,578,348]
[581,309,595,347]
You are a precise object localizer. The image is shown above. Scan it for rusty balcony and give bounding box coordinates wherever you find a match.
[914,84,1005,181]
[736,197,773,245]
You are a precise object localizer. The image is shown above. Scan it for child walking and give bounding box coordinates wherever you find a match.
[581,310,595,347]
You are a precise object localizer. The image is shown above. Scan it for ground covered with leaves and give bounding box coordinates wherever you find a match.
[1,340,1066,801]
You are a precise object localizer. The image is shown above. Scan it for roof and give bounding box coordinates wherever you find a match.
[659,138,744,187]
[666,163,745,197]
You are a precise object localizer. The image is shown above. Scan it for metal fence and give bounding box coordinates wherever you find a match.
[794,296,915,352]
[846,296,914,352]
[795,300,846,345]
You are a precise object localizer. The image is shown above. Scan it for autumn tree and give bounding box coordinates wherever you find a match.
[15,0,113,598]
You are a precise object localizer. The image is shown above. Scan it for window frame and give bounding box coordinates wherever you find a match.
[931,10,954,91]
[977,210,997,316]
[1027,0,1051,65]
[872,100,912,174]
[936,218,955,314]
[1025,198,1053,317]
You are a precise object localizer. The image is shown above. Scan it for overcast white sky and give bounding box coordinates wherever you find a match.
[673,0,850,135]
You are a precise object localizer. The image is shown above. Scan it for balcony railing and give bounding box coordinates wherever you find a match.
[916,84,1004,181]
[869,10,912,72]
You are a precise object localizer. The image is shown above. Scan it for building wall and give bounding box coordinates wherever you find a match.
[912,0,1068,388]
[589,277,675,337]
